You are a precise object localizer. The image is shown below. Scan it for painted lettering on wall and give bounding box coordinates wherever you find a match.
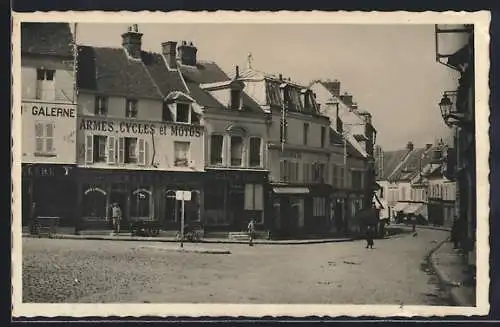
[79,119,202,138]
[32,105,76,118]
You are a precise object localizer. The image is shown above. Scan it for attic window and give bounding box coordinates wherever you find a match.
[230,89,241,110]
[176,102,191,124]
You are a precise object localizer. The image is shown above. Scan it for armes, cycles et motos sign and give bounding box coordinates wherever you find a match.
[79,118,203,138]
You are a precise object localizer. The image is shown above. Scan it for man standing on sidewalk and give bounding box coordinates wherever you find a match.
[111,203,122,235]
[248,218,256,247]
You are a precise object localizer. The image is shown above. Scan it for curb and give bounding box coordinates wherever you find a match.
[22,233,356,245]
[139,245,231,254]
[426,237,470,307]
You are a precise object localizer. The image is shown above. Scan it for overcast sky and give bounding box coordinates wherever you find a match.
[75,23,459,151]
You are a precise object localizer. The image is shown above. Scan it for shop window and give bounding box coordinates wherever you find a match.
[249,137,262,167]
[176,103,191,123]
[36,68,55,101]
[174,141,190,167]
[131,189,151,219]
[82,187,107,219]
[210,134,223,165]
[244,184,264,212]
[303,123,309,145]
[230,89,242,110]
[34,122,55,156]
[125,99,138,118]
[230,136,243,166]
[94,96,108,116]
[313,197,326,217]
[204,184,224,211]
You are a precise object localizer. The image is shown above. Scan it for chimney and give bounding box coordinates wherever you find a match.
[235,65,240,78]
[279,74,283,81]
[177,41,198,66]
[340,92,353,107]
[425,143,432,150]
[161,41,177,69]
[328,79,341,97]
[406,141,414,152]
[121,24,143,59]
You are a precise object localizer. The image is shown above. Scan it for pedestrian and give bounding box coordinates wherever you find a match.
[411,215,416,232]
[451,215,459,249]
[248,218,256,247]
[111,203,122,234]
[366,225,374,249]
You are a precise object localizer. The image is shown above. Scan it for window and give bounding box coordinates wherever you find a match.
[313,163,326,183]
[82,187,107,219]
[95,96,108,116]
[125,99,138,118]
[210,134,223,165]
[162,103,173,122]
[244,184,264,211]
[176,103,191,123]
[351,171,363,190]
[131,189,151,218]
[174,141,190,167]
[34,122,55,156]
[302,163,311,183]
[230,136,243,166]
[321,126,326,148]
[313,197,326,217]
[125,137,138,163]
[230,90,241,110]
[303,123,309,145]
[36,68,55,100]
[280,160,299,183]
[249,137,262,167]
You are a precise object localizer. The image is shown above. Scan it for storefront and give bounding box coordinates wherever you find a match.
[428,198,455,227]
[330,190,348,233]
[22,163,77,227]
[203,168,269,232]
[76,168,204,231]
[347,192,365,232]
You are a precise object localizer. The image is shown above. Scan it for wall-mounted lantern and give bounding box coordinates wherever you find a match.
[438,90,472,130]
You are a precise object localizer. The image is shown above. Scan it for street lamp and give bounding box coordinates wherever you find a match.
[438,90,471,130]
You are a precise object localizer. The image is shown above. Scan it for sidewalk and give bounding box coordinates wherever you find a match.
[429,239,476,306]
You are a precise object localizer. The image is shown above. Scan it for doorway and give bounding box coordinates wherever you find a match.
[110,191,128,225]
[229,190,244,229]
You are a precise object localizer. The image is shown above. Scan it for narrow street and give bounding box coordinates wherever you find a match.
[22,229,451,304]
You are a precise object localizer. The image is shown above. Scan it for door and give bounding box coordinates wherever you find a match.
[229,190,245,229]
[163,190,178,229]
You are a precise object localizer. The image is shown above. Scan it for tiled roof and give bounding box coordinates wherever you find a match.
[140,52,188,97]
[180,61,263,113]
[77,46,162,99]
[377,149,408,180]
[21,22,74,57]
[180,61,230,84]
[388,147,437,182]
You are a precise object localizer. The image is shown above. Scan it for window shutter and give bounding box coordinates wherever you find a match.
[138,138,146,165]
[107,136,116,164]
[85,135,94,163]
[118,137,125,164]
[45,123,54,152]
[35,122,44,152]
[144,140,149,166]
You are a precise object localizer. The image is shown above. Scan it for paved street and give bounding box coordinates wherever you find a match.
[22,229,451,305]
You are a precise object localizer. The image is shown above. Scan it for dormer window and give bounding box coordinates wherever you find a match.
[175,102,191,124]
[301,89,310,109]
[125,99,138,118]
[230,89,242,110]
[95,96,108,116]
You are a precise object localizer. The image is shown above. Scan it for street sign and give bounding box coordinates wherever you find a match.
[175,190,192,201]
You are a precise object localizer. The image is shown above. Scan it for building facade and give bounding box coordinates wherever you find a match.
[21,23,78,228]
[75,25,206,231]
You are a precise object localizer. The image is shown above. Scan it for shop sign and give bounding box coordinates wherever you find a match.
[79,118,203,138]
[26,102,76,118]
[23,164,74,178]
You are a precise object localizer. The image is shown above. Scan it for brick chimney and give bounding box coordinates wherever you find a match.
[327,79,341,97]
[177,41,198,66]
[121,24,143,59]
[406,141,414,152]
[161,41,177,69]
[340,92,353,107]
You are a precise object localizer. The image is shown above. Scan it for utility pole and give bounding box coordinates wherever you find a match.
[72,23,78,105]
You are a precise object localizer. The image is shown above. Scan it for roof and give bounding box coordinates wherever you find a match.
[21,22,74,57]
[140,52,188,97]
[378,149,409,180]
[76,46,163,99]
[179,62,264,113]
[387,146,439,182]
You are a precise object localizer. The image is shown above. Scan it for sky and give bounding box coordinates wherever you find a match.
[75,23,460,151]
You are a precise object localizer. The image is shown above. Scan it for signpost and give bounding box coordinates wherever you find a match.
[175,190,192,248]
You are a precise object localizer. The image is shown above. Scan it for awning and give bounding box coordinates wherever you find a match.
[393,202,410,212]
[404,203,428,219]
[273,187,310,194]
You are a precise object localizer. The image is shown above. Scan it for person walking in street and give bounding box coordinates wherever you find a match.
[111,203,122,234]
[365,225,374,249]
[248,218,256,247]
